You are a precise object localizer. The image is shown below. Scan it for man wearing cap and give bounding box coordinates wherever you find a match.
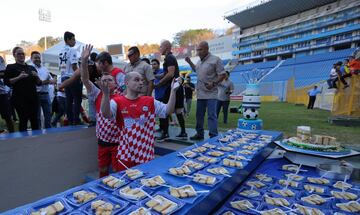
[123,47,154,96]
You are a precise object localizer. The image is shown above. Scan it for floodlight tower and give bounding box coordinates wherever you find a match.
[38,9,51,50]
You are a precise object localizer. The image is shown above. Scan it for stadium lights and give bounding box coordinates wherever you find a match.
[39,8,51,50]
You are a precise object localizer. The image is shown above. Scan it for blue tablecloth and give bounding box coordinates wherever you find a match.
[3,130,282,215]
[215,158,360,215]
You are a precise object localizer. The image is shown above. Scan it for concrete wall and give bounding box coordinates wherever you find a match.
[0,127,98,212]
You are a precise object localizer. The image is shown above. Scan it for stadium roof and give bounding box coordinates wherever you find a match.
[225,0,337,29]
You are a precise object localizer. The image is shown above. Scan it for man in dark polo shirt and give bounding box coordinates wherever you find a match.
[155,40,187,141]
[4,47,42,131]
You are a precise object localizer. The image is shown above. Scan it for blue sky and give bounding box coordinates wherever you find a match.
[0,0,253,50]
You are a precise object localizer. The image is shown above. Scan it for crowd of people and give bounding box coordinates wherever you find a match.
[326,53,360,90]
[308,51,360,110]
[0,31,236,177]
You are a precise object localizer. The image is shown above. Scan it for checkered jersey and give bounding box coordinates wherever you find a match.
[117,111,156,163]
[94,91,123,144]
[114,96,162,164]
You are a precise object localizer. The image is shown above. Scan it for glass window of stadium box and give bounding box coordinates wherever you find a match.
[316,38,330,45]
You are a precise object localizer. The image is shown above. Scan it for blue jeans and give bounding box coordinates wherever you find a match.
[62,77,83,124]
[196,99,218,137]
[37,93,52,128]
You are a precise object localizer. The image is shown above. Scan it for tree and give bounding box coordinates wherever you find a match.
[16,40,34,48]
[38,36,62,49]
[226,26,235,36]
[173,29,216,47]
[123,43,160,58]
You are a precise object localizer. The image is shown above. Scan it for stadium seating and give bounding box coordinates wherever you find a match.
[231,48,355,90]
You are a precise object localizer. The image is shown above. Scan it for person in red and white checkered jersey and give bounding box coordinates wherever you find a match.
[101,70,180,169]
[80,44,128,178]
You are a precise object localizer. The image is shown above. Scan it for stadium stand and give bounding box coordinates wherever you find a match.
[225,0,360,112]
[230,48,355,97]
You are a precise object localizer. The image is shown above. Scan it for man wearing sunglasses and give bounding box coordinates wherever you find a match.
[123,46,155,96]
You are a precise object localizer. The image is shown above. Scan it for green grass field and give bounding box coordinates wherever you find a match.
[185,101,360,147]
[1,101,359,147]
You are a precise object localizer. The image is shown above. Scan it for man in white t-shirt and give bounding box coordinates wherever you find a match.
[59,31,82,125]
[31,51,55,128]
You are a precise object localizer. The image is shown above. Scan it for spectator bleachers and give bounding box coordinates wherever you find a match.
[231,48,355,95]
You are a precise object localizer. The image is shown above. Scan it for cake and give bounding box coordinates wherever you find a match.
[312,135,337,145]
[30,201,64,215]
[284,126,343,152]
[294,204,324,215]
[304,184,325,194]
[331,190,358,200]
[336,201,360,213]
[260,208,286,215]
[238,189,260,198]
[271,189,295,197]
[207,167,230,175]
[278,179,299,188]
[230,200,254,211]
[102,175,126,188]
[73,190,97,203]
[183,160,204,170]
[238,119,263,131]
[238,83,263,131]
[193,173,216,185]
[246,181,265,189]
[145,195,178,214]
[91,200,120,215]
[254,174,272,182]
[169,185,197,198]
[307,177,330,185]
[223,159,243,168]
[297,126,311,142]
[140,175,166,187]
[196,156,218,163]
[168,166,192,176]
[301,194,327,205]
[264,196,290,207]
[125,169,144,180]
[245,84,260,96]
[119,186,147,200]
[129,207,151,215]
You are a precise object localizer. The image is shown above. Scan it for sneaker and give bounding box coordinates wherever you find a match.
[190,133,204,141]
[176,132,188,140]
[157,133,169,142]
